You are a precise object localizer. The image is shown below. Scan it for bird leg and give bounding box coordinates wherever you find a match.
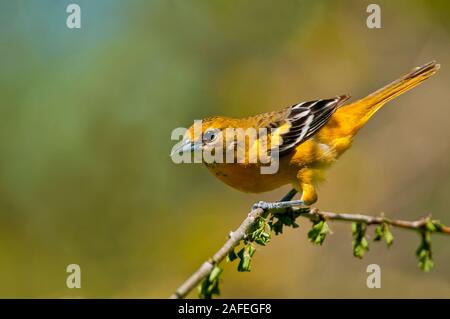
[279,188,298,202]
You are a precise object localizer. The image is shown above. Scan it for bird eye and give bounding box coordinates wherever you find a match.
[204,129,218,143]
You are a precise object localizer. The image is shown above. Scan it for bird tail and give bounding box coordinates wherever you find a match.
[336,61,440,135]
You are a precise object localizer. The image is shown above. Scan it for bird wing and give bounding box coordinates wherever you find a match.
[255,95,350,157]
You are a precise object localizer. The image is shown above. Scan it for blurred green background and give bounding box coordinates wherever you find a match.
[0,0,449,298]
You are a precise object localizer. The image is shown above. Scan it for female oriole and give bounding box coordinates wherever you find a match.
[173,62,440,209]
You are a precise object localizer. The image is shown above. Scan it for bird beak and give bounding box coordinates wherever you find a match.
[170,139,202,157]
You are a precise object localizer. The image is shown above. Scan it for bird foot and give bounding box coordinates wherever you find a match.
[252,200,306,211]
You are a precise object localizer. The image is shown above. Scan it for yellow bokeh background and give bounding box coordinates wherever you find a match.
[0,0,449,297]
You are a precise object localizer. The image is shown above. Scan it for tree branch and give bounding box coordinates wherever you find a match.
[170,205,450,299]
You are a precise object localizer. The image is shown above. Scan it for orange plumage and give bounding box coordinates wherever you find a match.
[178,62,440,206]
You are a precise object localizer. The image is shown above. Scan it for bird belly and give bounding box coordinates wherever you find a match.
[204,162,293,193]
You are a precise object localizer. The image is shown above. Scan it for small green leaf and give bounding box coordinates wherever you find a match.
[374,223,394,247]
[426,219,446,233]
[307,220,330,245]
[247,217,271,246]
[209,265,222,281]
[431,220,445,232]
[374,225,383,240]
[351,222,358,233]
[227,249,238,262]
[384,228,394,247]
[416,231,434,272]
[198,265,223,299]
[268,208,305,235]
[425,220,437,232]
[352,222,369,258]
[254,231,270,246]
[237,245,256,272]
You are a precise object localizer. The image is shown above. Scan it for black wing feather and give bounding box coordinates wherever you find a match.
[276,95,350,156]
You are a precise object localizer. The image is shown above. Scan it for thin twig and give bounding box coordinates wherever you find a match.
[170,205,450,299]
[300,208,450,234]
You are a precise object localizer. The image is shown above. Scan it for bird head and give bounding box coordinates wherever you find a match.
[171,117,234,158]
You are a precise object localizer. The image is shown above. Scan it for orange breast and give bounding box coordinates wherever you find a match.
[204,160,295,193]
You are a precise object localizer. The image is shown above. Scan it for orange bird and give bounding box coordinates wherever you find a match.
[172,62,440,210]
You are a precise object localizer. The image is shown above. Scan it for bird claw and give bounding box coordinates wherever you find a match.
[252,201,274,211]
[252,200,306,211]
